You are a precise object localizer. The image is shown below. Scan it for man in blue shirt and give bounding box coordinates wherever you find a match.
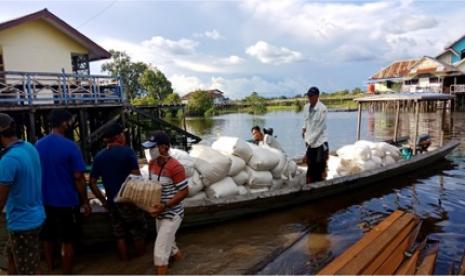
[0,113,45,275]
[36,109,91,274]
[89,123,146,261]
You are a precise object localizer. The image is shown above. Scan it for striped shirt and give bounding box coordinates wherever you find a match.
[149,158,188,220]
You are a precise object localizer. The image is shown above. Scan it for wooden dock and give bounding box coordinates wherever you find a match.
[318,210,439,275]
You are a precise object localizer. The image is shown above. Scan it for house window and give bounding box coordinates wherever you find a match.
[405,79,419,85]
[429,77,439,83]
[71,54,90,75]
[386,80,393,88]
[461,49,465,60]
[0,53,4,83]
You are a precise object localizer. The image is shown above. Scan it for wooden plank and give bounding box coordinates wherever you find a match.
[337,213,414,275]
[395,247,421,275]
[371,219,420,274]
[416,243,439,275]
[317,210,404,275]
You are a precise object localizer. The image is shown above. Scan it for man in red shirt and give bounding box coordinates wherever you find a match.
[143,131,188,275]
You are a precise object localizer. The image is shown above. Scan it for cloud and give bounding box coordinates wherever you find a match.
[193,29,225,40]
[169,74,306,99]
[215,55,245,65]
[240,0,445,62]
[246,41,303,64]
[141,36,198,56]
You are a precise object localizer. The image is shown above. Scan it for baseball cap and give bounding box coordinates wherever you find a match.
[0,113,14,131]
[142,131,171,149]
[305,86,320,97]
[102,123,125,139]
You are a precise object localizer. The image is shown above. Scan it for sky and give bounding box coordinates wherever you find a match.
[1,0,464,99]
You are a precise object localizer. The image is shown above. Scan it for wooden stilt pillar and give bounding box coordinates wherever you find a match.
[413,101,420,155]
[356,102,362,141]
[79,109,91,163]
[393,101,400,143]
[28,110,37,143]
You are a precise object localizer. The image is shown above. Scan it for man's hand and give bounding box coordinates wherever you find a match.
[148,203,165,217]
[82,202,92,216]
[302,128,306,139]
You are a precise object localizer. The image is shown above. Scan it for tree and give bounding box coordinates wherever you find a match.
[138,68,174,101]
[244,92,267,114]
[186,90,214,116]
[163,93,181,105]
[351,87,364,95]
[101,50,148,100]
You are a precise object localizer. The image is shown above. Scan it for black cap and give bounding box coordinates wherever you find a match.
[305,86,320,97]
[102,123,125,139]
[142,131,171,149]
[0,113,14,130]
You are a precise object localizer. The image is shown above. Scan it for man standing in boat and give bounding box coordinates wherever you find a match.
[36,109,91,274]
[0,113,45,275]
[143,131,189,275]
[89,123,147,261]
[302,86,329,183]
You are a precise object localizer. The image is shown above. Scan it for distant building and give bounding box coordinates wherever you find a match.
[181,89,230,105]
[368,34,465,94]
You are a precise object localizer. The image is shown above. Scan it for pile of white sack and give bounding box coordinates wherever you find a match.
[171,136,306,201]
[327,140,402,180]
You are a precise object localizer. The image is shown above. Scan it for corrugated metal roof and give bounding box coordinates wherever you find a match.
[355,93,455,103]
[370,59,419,80]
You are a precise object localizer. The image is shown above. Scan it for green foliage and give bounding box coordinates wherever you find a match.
[163,93,181,105]
[351,87,364,95]
[186,90,214,116]
[293,99,304,111]
[244,92,267,114]
[101,50,148,100]
[204,107,218,117]
[139,69,174,101]
[131,96,159,106]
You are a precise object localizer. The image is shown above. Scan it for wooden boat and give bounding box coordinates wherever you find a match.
[0,94,459,246]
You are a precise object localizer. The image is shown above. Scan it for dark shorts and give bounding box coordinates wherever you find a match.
[40,205,81,243]
[109,202,146,240]
[5,226,42,274]
[306,142,329,182]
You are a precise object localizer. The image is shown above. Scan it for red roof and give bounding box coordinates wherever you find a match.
[0,9,111,61]
[370,59,419,80]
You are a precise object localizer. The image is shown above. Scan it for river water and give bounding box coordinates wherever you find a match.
[179,110,465,274]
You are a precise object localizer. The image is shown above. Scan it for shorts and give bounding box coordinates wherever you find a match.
[154,214,182,266]
[108,202,146,240]
[40,205,81,243]
[306,142,329,182]
[5,227,42,274]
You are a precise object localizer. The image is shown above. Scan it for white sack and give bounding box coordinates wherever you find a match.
[185,192,207,202]
[271,179,284,191]
[187,171,204,197]
[372,155,383,166]
[246,167,273,187]
[356,160,378,171]
[287,160,298,177]
[327,155,341,172]
[376,142,401,161]
[228,155,246,176]
[355,140,377,149]
[337,144,371,161]
[212,136,253,162]
[247,143,280,171]
[170,148,196,177]
[238,185,249,195]
[248,187,269,194]
[267,147,287,178]
[190,145,231,186]
[140,164,150,179]
[206,177,239,199]
[384,155,396,166]
[232,170,249,186]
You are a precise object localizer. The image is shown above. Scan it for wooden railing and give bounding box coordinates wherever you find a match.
[0,71,123,106]
[450,84,465,93]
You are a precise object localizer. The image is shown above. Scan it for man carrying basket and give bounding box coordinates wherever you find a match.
[142,131,189,275]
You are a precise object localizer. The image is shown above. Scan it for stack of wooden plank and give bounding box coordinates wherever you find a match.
[318,210,439,275]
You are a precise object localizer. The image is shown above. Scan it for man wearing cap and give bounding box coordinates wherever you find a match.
[142,131,188,275]
[0,113,45,274]
[89,123,146,260]
[302,86,329,184]
[35,109,90,274]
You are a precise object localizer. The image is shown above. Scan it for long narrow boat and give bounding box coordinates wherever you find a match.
[0,94,459,246]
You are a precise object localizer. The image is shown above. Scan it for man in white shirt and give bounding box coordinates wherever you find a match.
[302,86,329,184]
